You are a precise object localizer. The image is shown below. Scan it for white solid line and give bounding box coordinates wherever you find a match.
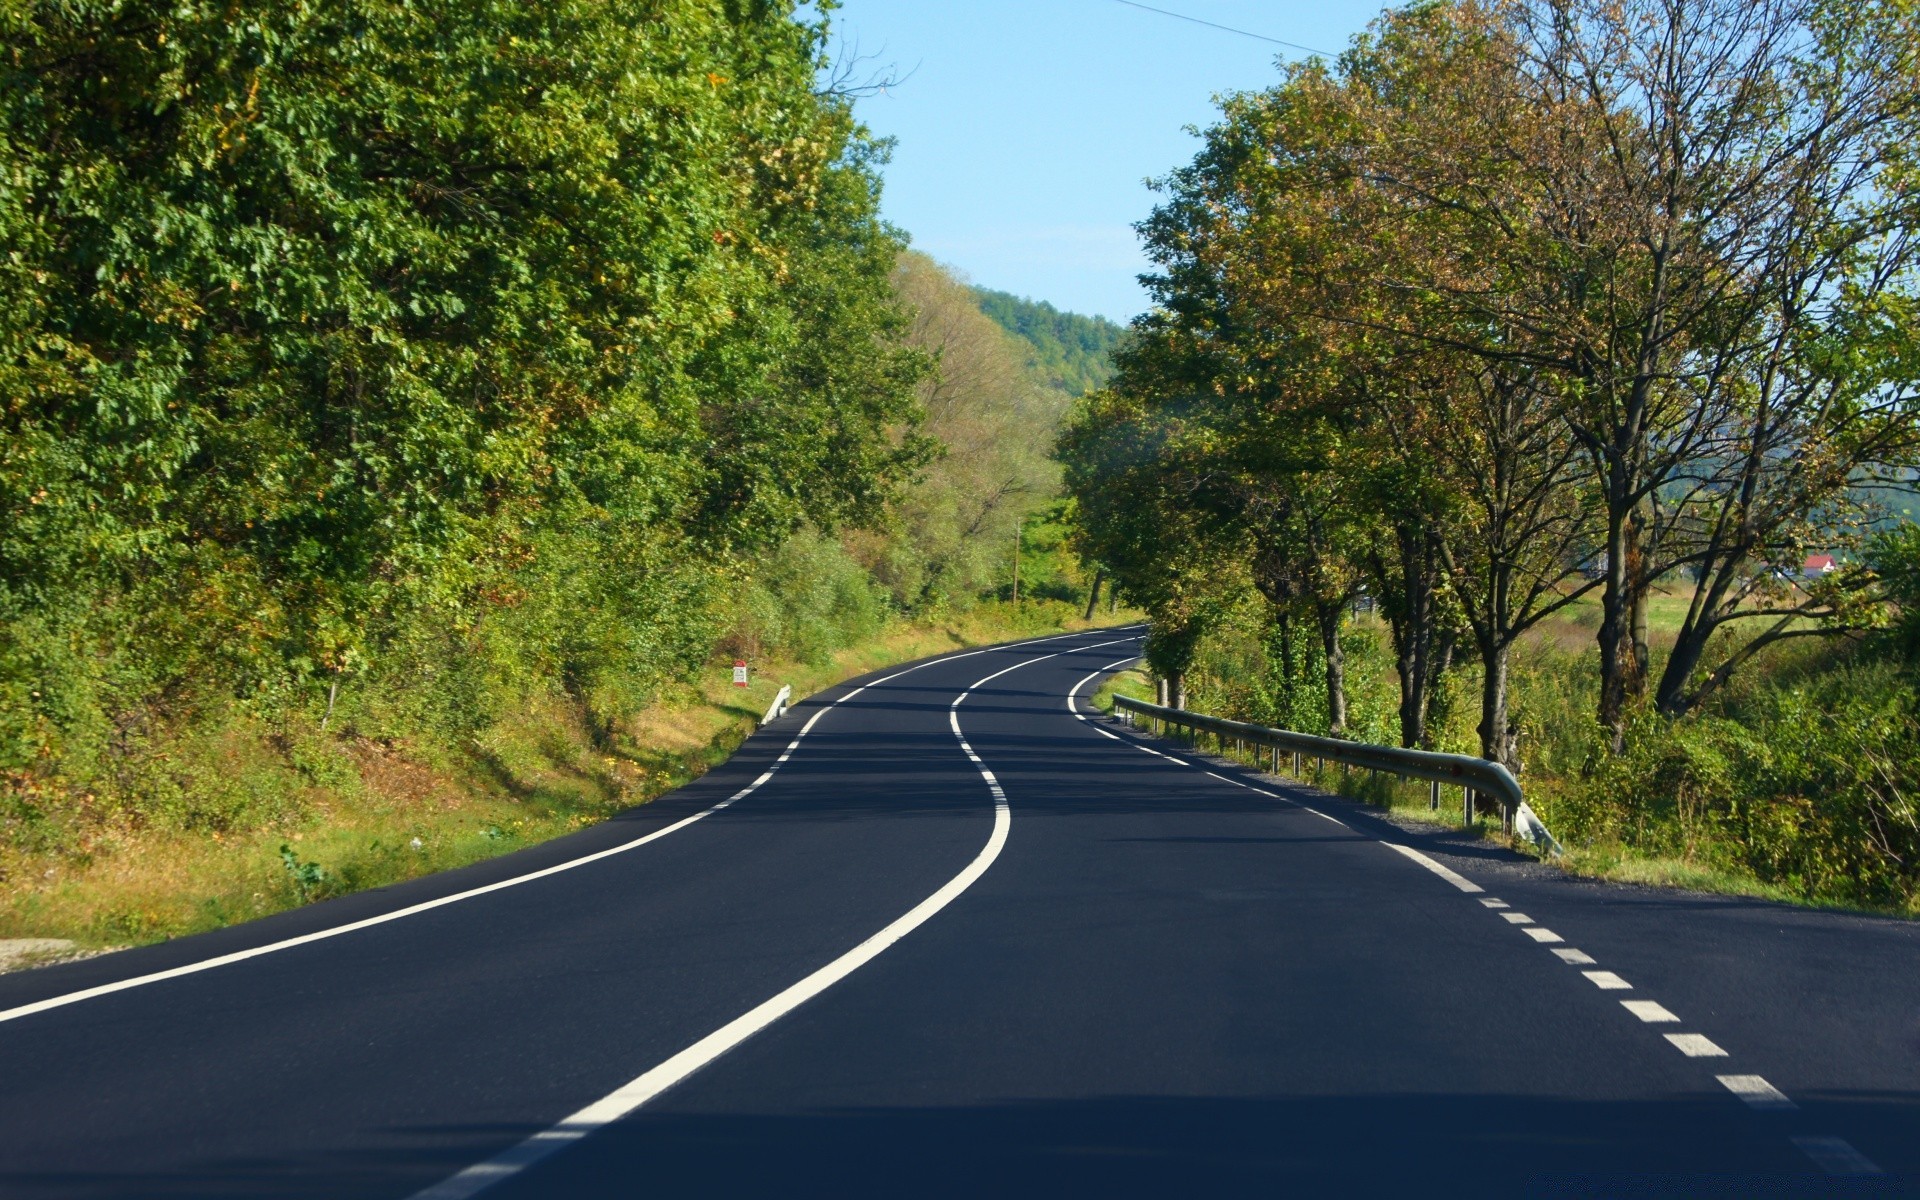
[1480,899,1509,908]
[1665,1033,1727,1057]
[1522,927,1564,943]
[411,807,1012,1200]
[1791,1136,1881,1176]
[1380,843,1485,894]
[412,636,1086,1199]
[1064,654,1144,714]
[1551,948,1596,965]
[1583,970,1633,990]
[1500,912,1533,924]
[1718,1075,1795,1110]
[1622,1000,1679,1023]
[0,630,1087,1027]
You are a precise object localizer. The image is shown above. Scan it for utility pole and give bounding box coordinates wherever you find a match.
[1012,519,1022,605]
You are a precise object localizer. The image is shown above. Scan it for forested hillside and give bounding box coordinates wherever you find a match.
[0,1,1094,942]
[974,288,1126,395]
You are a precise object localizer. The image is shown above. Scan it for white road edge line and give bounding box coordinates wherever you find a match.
[1080,681,1852,1172]
[0,630,1117,1027]
[1718,1074,1796,1110]
[408,635,1138,1198]
[1622,1000,1679,1023]
[1665,1032,1727,1057]
[1380,842,1485,894]
[1791,1136,1881,1176]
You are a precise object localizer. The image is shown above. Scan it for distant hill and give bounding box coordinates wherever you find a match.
[973,288,1127,396]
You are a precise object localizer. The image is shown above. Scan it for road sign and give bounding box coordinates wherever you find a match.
[733,660,749,687]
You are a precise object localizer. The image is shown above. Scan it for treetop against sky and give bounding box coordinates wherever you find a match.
[829,0,1384,322]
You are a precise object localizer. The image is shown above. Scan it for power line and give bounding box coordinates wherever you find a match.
[1106,0,1336,56]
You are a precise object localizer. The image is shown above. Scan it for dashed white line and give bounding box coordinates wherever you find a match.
[1087,683,1884,1175]
[1792,1136,1881,1176]
[1718,1074,1796,1110]
[1665,1033,1727,1057]
[1622,1000,1679,1023]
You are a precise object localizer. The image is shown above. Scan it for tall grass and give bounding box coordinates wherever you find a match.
[1174,592,1920,915]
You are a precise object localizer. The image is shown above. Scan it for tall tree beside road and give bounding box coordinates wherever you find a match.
[1343,0,1920,741]
[0,0,924,780]
[1065,0,1920,760]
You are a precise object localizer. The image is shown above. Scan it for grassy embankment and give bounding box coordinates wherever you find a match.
[0,601,1133,952]
[1097,591,1919,917]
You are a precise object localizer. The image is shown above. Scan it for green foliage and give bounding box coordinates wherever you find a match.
[279,843,329,902]
[0,0,937,834]
[728,528,891,667]
[1548,655,1920,910]
[973,288,1126,395]
[875,254,1078,610]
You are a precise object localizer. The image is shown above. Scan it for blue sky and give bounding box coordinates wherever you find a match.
[825,1,1389,322]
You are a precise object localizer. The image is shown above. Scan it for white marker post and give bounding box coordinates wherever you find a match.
[732,660,749,688]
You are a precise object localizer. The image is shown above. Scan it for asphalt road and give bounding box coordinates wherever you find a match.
[1,626,1915,1197]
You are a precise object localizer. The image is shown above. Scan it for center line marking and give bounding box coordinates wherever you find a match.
[411,631,1139,1198]
[1582,970,1632,990]
[1551,948,1597,965]
[1500,912,1534,924]
[0,631,1123,1027]
[1521,926,1564,943]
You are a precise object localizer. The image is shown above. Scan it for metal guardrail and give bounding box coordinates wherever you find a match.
[1112,694,1549,847]
[761,684,793,727]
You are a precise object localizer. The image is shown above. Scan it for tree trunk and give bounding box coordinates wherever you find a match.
[1477,638,1514,768]
[1424,627,1456,751]
[1170,671,1187,710]
[1596,507,1633,751]
[1315,598,1347,737]
[1276,608,1297,725]
[1156,675,1170,706]
[1627,506,1651,700]
[1083,569,1104,621]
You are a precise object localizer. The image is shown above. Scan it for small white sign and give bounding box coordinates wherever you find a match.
[732,660,749,687]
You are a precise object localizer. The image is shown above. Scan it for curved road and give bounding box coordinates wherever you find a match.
[0,627,1914,1196]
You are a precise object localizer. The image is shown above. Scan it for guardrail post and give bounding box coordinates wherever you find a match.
[1429,779,1440,811]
